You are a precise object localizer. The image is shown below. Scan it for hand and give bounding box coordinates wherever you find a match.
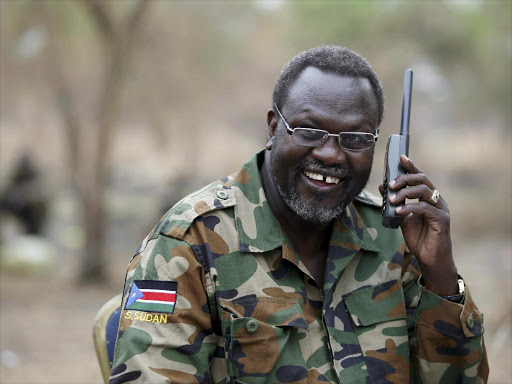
[379,155,458,296]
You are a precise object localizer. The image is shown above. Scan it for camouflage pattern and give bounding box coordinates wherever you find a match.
[110,150,488,384]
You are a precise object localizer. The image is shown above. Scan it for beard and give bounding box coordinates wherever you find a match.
[271,157,353,225]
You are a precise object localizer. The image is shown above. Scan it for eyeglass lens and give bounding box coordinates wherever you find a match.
[292,128,327,147]
[292,129,373,150]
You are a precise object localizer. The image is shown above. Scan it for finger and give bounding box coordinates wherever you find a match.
[388,173,435,191]
[389,184,432,204]
[389,155,435,190]
[378,184,384,196]
[400,155,422,174]
[388,168,437,191]
[391,185,446,209]
[395,201,449,225]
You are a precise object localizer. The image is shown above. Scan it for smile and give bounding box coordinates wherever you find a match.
[303,171,340,185]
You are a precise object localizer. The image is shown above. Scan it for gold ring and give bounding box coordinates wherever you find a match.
[428,189,440,204]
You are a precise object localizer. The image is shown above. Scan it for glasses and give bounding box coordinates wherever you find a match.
[274,104,378,151]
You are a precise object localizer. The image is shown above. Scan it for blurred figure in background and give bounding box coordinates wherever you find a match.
[0,153,56,273]
[0,153,47,235]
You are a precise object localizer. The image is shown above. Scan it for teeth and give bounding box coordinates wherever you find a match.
[304,171,340,185]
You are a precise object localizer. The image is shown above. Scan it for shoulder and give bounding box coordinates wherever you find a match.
[149,176,238,242]
[126,176,238,282]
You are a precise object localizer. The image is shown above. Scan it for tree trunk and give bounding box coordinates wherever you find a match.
[78,0,150,283]
[80,186,107,282]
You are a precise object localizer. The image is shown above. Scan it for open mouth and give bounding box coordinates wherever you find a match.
[303,170,340,185]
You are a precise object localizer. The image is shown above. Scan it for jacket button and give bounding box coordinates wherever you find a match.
[246,319,258,333]
[467,313,474,329]
[216,190,229,200]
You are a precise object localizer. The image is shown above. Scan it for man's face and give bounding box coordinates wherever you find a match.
[266,67,379,224]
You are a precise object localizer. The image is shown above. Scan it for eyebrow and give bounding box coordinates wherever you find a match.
[290,114,321,128]
[291,113,373,133]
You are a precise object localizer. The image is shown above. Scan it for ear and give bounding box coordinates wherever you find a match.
[266,108,278,150]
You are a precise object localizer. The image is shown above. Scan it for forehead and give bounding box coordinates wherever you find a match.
[284,66,378,125]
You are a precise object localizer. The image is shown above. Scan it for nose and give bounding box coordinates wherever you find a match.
[310,136,347,166]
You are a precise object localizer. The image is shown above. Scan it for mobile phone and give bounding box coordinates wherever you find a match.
[382,69,413,228]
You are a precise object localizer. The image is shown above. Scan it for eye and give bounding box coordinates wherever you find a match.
[297,128,324,139]
[340,133,375,150]
[292,128,328,147]
[344,134,364,143]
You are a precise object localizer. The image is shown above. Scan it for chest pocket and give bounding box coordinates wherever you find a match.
[219,296,308,383]
[344,279,410,384]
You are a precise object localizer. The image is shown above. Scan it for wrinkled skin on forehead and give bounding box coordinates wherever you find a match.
[265,66,379,224]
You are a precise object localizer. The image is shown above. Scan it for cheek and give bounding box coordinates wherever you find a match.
[270,138,308,173]
[349,152,374,179]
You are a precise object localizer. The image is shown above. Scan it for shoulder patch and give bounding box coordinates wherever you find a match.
[354,189,382,208]
[154,176,237,240]
[125,280,178,314]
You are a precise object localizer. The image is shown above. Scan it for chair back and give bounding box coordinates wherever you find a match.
[93,294,122,384]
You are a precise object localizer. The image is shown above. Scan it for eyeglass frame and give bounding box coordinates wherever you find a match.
[274,103,379,151]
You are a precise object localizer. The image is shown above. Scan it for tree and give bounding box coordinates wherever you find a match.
[44,0,151,283]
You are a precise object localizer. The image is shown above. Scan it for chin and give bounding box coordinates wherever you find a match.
[277,183,347,225]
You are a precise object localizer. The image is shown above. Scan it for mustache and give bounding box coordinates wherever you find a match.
[297,157,350,179]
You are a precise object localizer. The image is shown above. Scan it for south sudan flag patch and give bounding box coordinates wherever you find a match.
[125,280,178,314]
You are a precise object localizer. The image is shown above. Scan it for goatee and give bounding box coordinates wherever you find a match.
[272,157,351,225]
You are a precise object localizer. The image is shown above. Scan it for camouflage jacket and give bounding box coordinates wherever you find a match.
[110,151,488,384]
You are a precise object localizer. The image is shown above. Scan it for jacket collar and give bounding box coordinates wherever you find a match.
[230,150,380,255]
[231,150,283,253]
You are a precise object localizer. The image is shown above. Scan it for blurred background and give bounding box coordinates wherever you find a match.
[0,0,510,382]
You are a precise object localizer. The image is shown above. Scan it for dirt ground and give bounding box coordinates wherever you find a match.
[0,237,510,384]
[0,271,119,384]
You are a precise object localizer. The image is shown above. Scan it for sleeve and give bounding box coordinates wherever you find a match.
[109,234,217,384]
[401,253,489,383]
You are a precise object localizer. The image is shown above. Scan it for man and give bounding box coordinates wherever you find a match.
[110,46,488,384]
